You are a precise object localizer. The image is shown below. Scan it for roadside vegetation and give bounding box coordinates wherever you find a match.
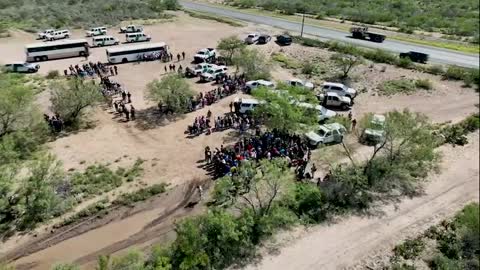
[0,0,179,33]
[293,36,480,90]
[378,79,433,95]
[184,10,244,27]
[224,0,479,42]
[388,203,479,270]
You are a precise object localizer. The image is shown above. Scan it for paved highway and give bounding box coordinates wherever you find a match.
[181,1,479,68]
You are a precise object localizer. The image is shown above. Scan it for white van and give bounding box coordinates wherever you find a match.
[125,32,151,43]
[86,27,107,37]
[92,36,119,47]
[234,97,261,114]
[45,30,70,41]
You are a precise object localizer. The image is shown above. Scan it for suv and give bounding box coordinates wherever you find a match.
[245,33,260,44]
[38,29,55,39]
[245,79,275,92]
[257,34,272,44]
[305,123,347,147]
[86,26,107,37]
[360,114,386,145]
[45,30,70,41]
[296,102,336,122]
[194,48,216,63]
[276,34,292,46]
[120,25,143,33]
[185,63,217,77]
[234,97,261,114]
[321,82,357,99]
[4,62,40,73]
[200,66,228,82]
[399,51,429,64]
[318,92,352,110]
[287,78,315,90]
[126,32,151,43]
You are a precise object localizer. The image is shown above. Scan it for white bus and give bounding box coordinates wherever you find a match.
[106,42,167,64]
[26,39,89,62]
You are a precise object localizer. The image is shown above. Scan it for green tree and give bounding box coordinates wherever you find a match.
[0,74,40,137]
[146,74,195,114]
[331,53,363,78]
[251,86,318,133]
[213,159,295,218]
[232,48,271,80]
[17,154,65,230]
[50,78,103,127]
[216,36,246,65]
[110,250,144,270]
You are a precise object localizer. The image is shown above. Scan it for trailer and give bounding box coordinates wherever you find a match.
[399,51,429,64]
[350,27,386,43]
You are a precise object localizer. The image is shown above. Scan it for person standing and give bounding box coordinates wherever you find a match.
[352,118,357,132]
[124,109,130,121]
[114,65,118,75]
[177,53,181,62]
[121,91,127,102]
[130,105,136,120]
[169,53,173,61]
[182,51,185,60]
[164,65,167,73]
[110,67,114,76]
[127,92,132,103]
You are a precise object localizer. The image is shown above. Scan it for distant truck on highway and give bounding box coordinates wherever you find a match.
[350,26,386,43]
[399,51,429,64]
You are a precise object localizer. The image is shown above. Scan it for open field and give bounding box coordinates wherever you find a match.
[0,10,479,270]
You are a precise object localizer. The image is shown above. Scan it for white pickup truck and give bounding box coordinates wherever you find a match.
[120,25,143,33]
[38,29,55,39]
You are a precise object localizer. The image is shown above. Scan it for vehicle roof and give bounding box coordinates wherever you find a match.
[26,39,88,48]
[322,82,345,87]
[93,35,115,39]
[278,34,291,38]
[106,42,166,53]
[322,123,346,131]
[289,78,303,83]
[256,79,273,85]
[259,34,270,37]
[126,32,146,35]
[234,98,260,104]
[372,114,386,124]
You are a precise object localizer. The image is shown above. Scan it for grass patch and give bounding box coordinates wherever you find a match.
[390,35,480,54]
[112,183,168,206]
[57,198,110,227]
[184,10,244,27]
[378,79,420,95]
[415,79,433,89]
[271,52,302,69]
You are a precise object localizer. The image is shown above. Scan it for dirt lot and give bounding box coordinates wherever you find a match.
[0,11,478,270]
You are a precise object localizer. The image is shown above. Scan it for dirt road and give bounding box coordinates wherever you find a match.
[245,132,480,270]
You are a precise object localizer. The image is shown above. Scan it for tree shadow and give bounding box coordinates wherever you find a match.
[133,106,186,130]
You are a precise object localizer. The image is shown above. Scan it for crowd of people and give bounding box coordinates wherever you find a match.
[187,111,255,136]
[64,61,111,78]
[44,114,64,133]
[204,130,312,178]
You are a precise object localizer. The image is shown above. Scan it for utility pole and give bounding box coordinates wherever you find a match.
[300,12,305,37]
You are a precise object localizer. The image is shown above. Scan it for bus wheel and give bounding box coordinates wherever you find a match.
[34,56,41,62]
[79,51,86,57]
[41,56,48,61]
[122,58,128,63]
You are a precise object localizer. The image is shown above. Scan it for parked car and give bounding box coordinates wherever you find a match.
[321,82,357,99]
[38,29,55,39]
[360,114,386,145]
[45,30,70,41]
[399,51,429,64]
[245,33,260,44]
[92,36,119,47]
[245,79,275,92]
[125,32,151,43]
[120,25,143,33]
[4,62,40,73]
[86,27,107,37]
[276,34,292,46]
[233,97,261,114]
[287,78,315,90]
[257,34,272,44]
[318,92,352,110]
[200,66,228,82]
[185,63,218,77]
[305,123,347,147]
[194,48,216,63]
[296,102,337,122]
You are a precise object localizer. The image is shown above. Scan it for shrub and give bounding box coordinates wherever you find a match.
[393,238,426,260]
[396,57,413,69]
[426,65,445,75]
[378,79,417,95]
[113,183,168,206]
[415,79,433,90]
[301,61,317,75]
[271,52,301,69]
[46,70,60,79]
[443,66,468,81]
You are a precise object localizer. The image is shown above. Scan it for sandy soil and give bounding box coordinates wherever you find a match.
[244,132,479,270]
[0,11,478,270]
